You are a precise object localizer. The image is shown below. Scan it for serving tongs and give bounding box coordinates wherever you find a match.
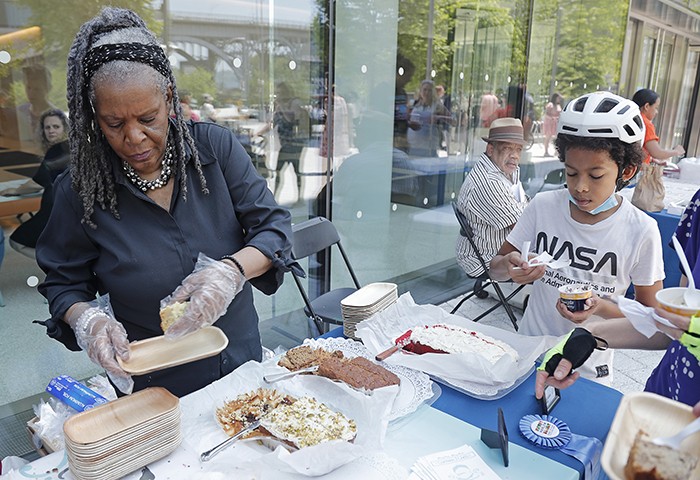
[200,420,261,462]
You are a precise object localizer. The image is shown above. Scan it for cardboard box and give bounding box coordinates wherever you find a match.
[26,416,58,456]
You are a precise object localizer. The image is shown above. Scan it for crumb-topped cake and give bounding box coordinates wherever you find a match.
[278,346,400,390]
[216,388,293,437]
[215,388,356,449]
[260,396,357,448]
[399,324,519,364]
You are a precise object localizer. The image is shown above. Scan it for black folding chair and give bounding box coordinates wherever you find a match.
[450,201,524,331]
[291,216,361,334]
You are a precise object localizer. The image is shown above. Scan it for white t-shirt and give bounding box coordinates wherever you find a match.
[507,189,665,383]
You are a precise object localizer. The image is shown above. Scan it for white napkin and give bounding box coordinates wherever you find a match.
[408,444,501,480]
[618,297,675,338]
[513,250,571,270]
[511,182,526,203]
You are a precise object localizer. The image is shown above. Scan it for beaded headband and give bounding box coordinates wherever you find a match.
[83,42,171,83]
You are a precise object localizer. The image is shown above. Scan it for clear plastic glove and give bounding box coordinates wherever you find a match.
[72,296,133,394]
[161,252,245,339]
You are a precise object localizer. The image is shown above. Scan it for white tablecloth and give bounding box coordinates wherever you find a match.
[3,406,578,480]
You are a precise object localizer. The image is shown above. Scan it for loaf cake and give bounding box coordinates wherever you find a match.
[278,345,344,370]
[624,431,698,480]
[159,301,189,332]
[278,346,400,390]
[398,324,519,364]
[316,356,400,390]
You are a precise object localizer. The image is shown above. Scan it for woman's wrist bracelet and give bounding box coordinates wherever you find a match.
[221,254,246,278]
[75,307,103,338]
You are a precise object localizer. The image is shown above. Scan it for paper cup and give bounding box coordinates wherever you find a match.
[655,288,700,317]
[558,284,592,312]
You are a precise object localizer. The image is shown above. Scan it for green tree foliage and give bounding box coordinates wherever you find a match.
[554,0,629,99]
[173,67,217,106]
[16,0,158,65]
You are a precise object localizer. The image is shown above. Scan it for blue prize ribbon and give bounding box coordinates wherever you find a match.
[561,433,604,480]
[519,414,604,480]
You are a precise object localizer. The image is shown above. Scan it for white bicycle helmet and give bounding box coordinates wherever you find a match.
[557,91,645,145]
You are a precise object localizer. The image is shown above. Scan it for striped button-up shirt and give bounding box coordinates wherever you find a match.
[456,152,528,276]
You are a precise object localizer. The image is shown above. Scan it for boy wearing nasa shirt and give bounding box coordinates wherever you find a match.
[490,91,665,385]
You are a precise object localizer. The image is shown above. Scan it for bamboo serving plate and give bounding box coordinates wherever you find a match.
[601,391,700,479]
[117,326,229,375]
[63,387,179,445]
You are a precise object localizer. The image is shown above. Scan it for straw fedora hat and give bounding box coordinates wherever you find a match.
[482,117,527,145]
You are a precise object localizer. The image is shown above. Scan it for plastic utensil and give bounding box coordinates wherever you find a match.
[263,365,319,383]
[652,416,700,449]
[671,235,700,308]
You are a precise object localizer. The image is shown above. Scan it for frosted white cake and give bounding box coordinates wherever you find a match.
[408,324,519,364]
[261,396,357,448]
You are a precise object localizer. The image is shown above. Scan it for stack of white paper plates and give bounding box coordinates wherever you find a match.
[63,387,181,480]
[341,283,398,338]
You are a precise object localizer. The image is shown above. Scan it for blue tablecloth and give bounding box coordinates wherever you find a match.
[647,208,682,288]
[324,328,622,478]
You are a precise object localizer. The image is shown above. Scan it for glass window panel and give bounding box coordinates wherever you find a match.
[673,49,699,147]
[525,0,630,196]
[0,0,329,419]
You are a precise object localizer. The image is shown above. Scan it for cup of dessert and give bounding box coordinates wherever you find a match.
[558,284,592,312]
[655,287,700,317]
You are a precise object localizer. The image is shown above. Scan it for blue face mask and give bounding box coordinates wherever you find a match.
[568,191,619,215]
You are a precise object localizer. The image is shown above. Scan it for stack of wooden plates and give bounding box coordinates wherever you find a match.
[63,387,181,480]
[341,282,398,338]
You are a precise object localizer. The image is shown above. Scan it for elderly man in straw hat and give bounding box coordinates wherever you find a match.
[455,117,529,279]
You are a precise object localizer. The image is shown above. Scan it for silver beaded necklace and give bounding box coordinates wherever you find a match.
[122,140,174,192]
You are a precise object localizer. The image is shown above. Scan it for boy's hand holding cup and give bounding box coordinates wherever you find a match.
[556,284,599,324]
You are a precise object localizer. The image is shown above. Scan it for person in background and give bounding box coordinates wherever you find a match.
[456,118,528,280]
[179,93,200,122]
[479,91,500,128]
[5,109,70,258]
[490,92,665,386]
[537,186,700,414]
[632,88,684,166]
[435,84,452,153]
[0,64,55,150]
[542,92,563,157]
[393,54,415,154]
[273,82,309,201]
[200,93,217,122]
[630,88,685,212]
[17,65,55,144]
[36,7,299,397]
[407,79,451,157]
